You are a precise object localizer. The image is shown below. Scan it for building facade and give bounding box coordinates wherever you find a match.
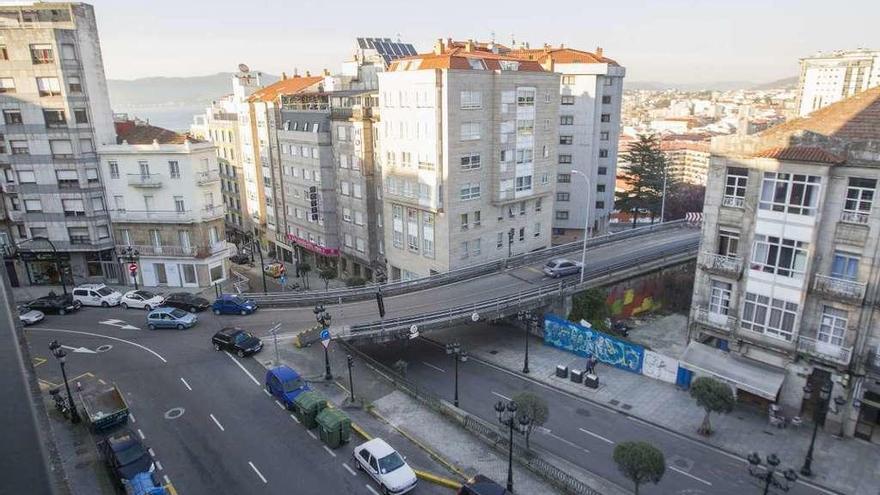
[688,87,880,442]
[0,2,118,287]
[796,49,880,117]
[661,139,710,185]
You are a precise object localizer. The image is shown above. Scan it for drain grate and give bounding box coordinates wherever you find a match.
[609,399,620,406]
[489,350,498,355]
[621,404,632,411]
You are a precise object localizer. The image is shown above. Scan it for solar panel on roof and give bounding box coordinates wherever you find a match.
[382,54,392,65]
[357,38,367,49]
[365,38,375,49]
[389,43,402,56]
[404,44,417,56]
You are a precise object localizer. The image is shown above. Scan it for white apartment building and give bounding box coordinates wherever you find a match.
[796,49,880,117]
[0,2,118,288]
[100,119,229,288]
[377,40,559,281]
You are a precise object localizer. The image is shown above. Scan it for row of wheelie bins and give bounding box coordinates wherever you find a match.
[292,391,351,448]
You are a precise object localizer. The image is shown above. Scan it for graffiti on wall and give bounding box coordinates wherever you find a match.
[641,350,679,384]
[606,276,663,319]
[544,314,644,374]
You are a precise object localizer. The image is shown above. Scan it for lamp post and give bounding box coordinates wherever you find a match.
[314,304,332,380]
[254,235,267,293]
[495,399,531,493]
[29,236,67,295]
[747,452,797,495]
[48,340,81,424]
[346,354,355,402]
[507,228,514,261]
[570,170,592,284]
[445,342,468,408]
[118,245,141,290]
[800,381,839,477]
[517,310,536,374]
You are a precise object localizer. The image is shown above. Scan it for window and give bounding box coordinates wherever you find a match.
[356,237,366,253]
[86,168,99,183]
[43,109,66,127]
[343,208,352,222]
[460,213,469,231]
[831,252,859,281]
[80,138,94,153]
[392,205,403,248]
[557,173,571,183]
[353,183,362,199]
[741,292,798,341]
[92,197,104,211]
[604,78,613,86]
[535,198,542,212]
[460,240,469,260]
[598,166,607,175]
[24,199,42,212]
[534,222,541,238]
[97,225,110,240]
[516,120,534,136]
[724,167,748,207]
[406,208,419,252]
[519,201,526,216]
[0,78,15,93]
[50,139,73,158]
[843,177,875,223]
[560,115,574,125]
[461,153,481,170]
[561,75,576,85]
[354,211,364,226]
[0,45,6,60]
[341,181,350,196]
[709,280,732,315]
[109,161,119,179]
[460,90,482,109]
[497,232,504,249]
[74,108,88,124]
[557,192,570,202]
[68,227,89,245]
[422,212,434,256]
[718,230,739,256]
[515,175,532,192]
[174,196,185,212]
[56,170,78,188]
[67,76,82,93]
[543,146,549,158]
[30,44,54,64]
[516,88,535,106]
[818,306,847,347]
[61,44,76,60]
[4,109,23,125]
[600,131,610,141]
[472,238,482,256]
[518,227,525,242]
[29,227,46,238]
[473,210,481,227]
[558,154,572,164]
[460,183,481,200]
[556,211,570,220]
[596,201,605,209]
[343,234,353,248]
[599,149,609,158]
[751,234,808,278]
[600,113,611,122]
[560,135,573,145]
[168,161,180,178]
[36,77,61,96]
[561,95,575,105]
[602,95,612,104]
[17,170,36,183]
[460,122,480,141]
[516,148,533,164]
[10,140,28,155]
[759,172,821,215]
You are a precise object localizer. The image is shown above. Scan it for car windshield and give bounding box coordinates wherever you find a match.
[282,378,303,393]
[96,287,114,296]
[135,290,155,299]
[378,452,405,474]
[114,440,147,466]
[546,261,557,268]
[169,309,188,319]
[233,332,254,344]
[229,296,243,304]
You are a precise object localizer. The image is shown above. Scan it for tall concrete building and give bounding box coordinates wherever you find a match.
[377,40,559,281]
[0,2,118,287]
[661,138,710,186]
[688,87,880,441]
[796,49,880,117]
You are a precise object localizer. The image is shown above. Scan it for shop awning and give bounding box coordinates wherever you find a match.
[680,342,785,400]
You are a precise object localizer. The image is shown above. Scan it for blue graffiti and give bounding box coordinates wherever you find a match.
[543,314,644,374]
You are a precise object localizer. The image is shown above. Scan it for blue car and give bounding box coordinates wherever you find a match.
[146,307,198,330]
[212,294,258,316]
[265,366,310,409]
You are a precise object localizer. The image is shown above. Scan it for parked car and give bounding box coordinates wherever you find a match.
[163,292,211,313]
[212,294,258,315]
[17,305,45,326]
[212,327,263,357]
[27,293,81,315]
[146,307,198,330]
[263,262,285,278]
[542,258,583,278]
[120,290,165,311]
[230,253,252,265]
[457,475,508,495]
[265,365,309,409]
[353,438,418,495]
[97,428,155,483]
[72,284,123,307]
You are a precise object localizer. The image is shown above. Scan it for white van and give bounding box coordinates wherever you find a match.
[72,284,123,307]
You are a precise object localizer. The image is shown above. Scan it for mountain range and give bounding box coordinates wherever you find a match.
[108,72,280,107]
[624,76,798,92]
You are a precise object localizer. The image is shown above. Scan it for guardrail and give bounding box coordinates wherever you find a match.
[245,220,689,307]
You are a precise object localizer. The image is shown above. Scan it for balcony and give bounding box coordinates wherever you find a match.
[693,306,737,333]
[701,252,744,278]
[840,209,869,225]
[127,174,163,188]
[196,170,220,185]
[722,195,744,208]
[110,209,195,223]
[797,335,852,366]
[813,274,866,303]
[201,205,225,220]
[210,240,230,255]
[120,244,197,257]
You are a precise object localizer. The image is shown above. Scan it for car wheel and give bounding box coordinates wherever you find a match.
[382,484,391,495]
[58,309,66,316]
[354,457,363,471]
[121,303,128,310]
[101,301,109,308]
[237,349,245,358]
[213,309,221,315]
[240,309,247,316]
[148,324,156,330]
[144,305,152,311]
[177,324,185,330]
[189,306,197,313]
[214,343,221,351]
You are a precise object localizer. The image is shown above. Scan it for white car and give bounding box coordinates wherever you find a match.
[18,306,45,326]
[72,284,123,307]
[352,438,418,495]
[121,290,165,311]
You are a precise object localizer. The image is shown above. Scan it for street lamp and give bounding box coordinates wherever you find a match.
[48,340,81,424]
[747,452,797,495]
[495,399,531,493]
[570,170,592,285]
[254,235,267,293]
[517,310,537,374]
[346,354,355,402]
[445,342,468,408]
[507,228,514,262]
[314,304,332,380]
[800,381,841,477]
[118,246,141,290]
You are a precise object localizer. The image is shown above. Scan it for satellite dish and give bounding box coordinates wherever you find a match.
[238,63,250,73]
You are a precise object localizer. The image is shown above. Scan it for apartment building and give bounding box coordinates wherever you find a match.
[688,87,880,441]
[100,119,229,288]
[509,45,626,242]
[661,139,710,185]
[377,40,559,281]
[796,49,880,117]
[0,2,118,288]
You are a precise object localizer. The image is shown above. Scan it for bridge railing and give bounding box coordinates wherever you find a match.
[245,220,688,307]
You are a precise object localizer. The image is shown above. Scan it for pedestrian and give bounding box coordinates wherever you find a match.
[585,352,595,375]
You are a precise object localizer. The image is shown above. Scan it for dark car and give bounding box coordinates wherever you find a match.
[458,475,508,495]
[97,429,154,483]
[163,292,210,313]
[27,293,82,315]
[212,327,263,357]
[212,294,258,315]
[230,253,252,265]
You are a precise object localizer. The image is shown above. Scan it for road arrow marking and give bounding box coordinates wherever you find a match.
[99,319,140,330]
[60,344,97,354]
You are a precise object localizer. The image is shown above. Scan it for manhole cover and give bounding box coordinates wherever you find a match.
[96,344,112,353]
[621,404,632,411]
[669,455,694,471]
[164,407,185,420]
[609,399,620,406]
[489,350,498,355]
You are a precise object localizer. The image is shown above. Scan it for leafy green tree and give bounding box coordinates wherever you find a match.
[616,134,674,227]
[568,288,609,331]
[689,376,735,436]
[318,265,337,291]
[511,391,549,449]
[613,441,666,495]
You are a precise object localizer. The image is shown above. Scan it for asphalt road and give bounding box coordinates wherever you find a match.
[357,337,837,495]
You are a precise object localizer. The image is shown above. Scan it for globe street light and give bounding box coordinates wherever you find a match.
[48,340,81,424]
[747,452,797,495]
[445,342,468,408]
[800,381,841,477]
[517,310,537,374]
[495,399,531,493]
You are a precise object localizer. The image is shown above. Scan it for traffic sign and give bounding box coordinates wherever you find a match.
[320,329,331,349]
[128,262,138,273]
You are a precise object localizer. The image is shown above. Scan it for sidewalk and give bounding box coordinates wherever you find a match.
[428,322,880,495]
[232,259,350,294]
[10,283,213,303]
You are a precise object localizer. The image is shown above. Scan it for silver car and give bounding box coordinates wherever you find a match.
[18,306,45,326]
[543,258,583,278]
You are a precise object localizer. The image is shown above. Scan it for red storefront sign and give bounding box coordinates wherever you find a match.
[286,234,340,257]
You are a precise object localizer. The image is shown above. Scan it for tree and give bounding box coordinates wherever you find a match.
[318,265,337,291]
[613,441,665,495]
[511,391,549,449]
[689,376,735,436]
[568,288,609,331]
[663,183,705,221]
[299,263,312,290]
[616,134,674,227]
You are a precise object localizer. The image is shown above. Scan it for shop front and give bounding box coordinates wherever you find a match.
[20,251,72,286]
[856,384,880,443]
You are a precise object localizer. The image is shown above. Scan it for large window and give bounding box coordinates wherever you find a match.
[741,292,798,341]
[0,78,14,94]
[560,115,574,125]
[709,280,732,315]
[759,172,821,216]
[515,175,532,192]
[36,77,61,96]
[30,44,54,64]
[515,148,533,164]
[460,183,481,200]
[718,230,739,257]
[843,177,875,223]
[460,91,482,109]
[818,306,847,347]
[831,251,859,281]
[406,208,419,252]
[751,234,808,278]
[723,167,748,207]
[460,153,481,170]
[460,122,480,141]
[516,88,535,106]
[392,205,403,248]
[516,120,534,136]
[422,212,434,257]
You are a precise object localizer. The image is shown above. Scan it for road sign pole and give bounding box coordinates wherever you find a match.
[320,327,332,380]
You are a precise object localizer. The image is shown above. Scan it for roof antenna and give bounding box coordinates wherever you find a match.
[511,33,516,47]
[396,32,402,42]
[490,30,496,43]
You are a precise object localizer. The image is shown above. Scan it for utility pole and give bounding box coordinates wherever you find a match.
[268,322,282,365]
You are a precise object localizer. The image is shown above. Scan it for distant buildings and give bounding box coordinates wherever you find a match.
[796,49,880,117]
[661,138,710,185]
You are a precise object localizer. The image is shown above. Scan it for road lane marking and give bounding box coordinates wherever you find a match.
[669,466,712,486]
[248,461,268,484]
[210,414,225,432]
[137,429,145,440]
[578,427,613,445]
[155,461,163,471]
[365,485,380,495]
[323,446,337,457]
[290,413,300,424]
[342,463,356,476]
[224,351,260,385]
[543,430,590,453]
[492,391,511,401]
[274,400,285,410]
[180,377,192,391]
[129,413,136,424]
[307,430,317,440]
[263,389,271,396]
[98,379,106,385]
[421,361,445,373]
[163,475,170,485]
[148,448,155,458]
[27,328,167,363]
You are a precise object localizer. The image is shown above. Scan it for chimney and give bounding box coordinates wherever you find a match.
[323,68,330,76]
[282,71,287,80]
[465,39,475,53]
[560,43,565,49]
[434,38,444,55]
[305,70,311,77]
[293,68,299,77]
[446,37,453,50]
[596,46,603,57]
[524,42,530,49]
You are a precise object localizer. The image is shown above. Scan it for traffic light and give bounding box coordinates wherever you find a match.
[309,186,319,221]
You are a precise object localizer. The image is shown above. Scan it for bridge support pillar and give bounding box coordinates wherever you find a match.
[547,294,572,320]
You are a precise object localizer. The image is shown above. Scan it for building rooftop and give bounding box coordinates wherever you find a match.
[761,86,880,142]
[248,75,324,103]
[753,146,845,165]
[389,45,545,72]
[508,46,619,66]
[115,119,201,145]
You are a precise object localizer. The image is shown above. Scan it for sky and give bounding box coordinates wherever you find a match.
[90,0,880,84]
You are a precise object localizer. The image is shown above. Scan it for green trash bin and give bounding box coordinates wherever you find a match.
[316,408,351,449]
[293,392,327,429]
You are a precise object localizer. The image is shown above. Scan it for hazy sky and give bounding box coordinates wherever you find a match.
[90,0,879,84]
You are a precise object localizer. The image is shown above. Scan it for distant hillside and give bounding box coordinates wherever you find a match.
[750,76,798,90]
[107,72,280,107]
[625,76,797,92]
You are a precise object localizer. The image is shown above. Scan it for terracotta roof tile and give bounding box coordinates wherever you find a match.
[760,86,880,141]
[389,48,545,72]
[508,47,619,66]
[115,121,200,145]
[753,146,845,165]
[248,76,324,102]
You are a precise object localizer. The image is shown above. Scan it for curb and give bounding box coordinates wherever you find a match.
[414,469,463,490]
[165,483,178,495]
[350,421,372,441]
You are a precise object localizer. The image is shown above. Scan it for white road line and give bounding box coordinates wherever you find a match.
[129,413,136,424]
[578,427,613,445]
[342,463,356,476]
[155,461,164,471]
[274,400,285,410]
[669,466,712,486]
[248,461,268,484]
[27,328,167,363]
[224,351,260,386]
[263,389,271,397]
[148,448,155,458]
[163,475,171,485]
[544,430,590,453]
[323,445,337,457]
[492,391,511,401]
[307,430,317,440]
[180,377,192,391]
[98,379,106,385]
[365,484,381,495]
[137,429,145,440]
[421,361,445,373]
[210,414,225,432]
[290,413,300,424]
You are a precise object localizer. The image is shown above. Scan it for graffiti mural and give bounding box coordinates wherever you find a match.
[544,314,644,374]
[606,277,663,318]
